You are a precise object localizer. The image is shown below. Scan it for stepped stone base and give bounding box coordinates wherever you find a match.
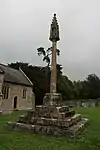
[7,104,88,137]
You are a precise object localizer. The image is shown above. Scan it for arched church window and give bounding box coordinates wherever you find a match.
[2,85,9,99]
[22,88,27,99]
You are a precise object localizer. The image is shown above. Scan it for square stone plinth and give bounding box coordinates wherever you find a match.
[43,93,62,106]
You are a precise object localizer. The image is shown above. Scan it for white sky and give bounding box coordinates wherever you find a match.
[0,0,100,80]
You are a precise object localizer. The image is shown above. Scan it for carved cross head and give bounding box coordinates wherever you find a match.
[49,14,60,42]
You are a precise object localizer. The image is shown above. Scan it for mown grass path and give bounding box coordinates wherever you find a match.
[0,108,100,150]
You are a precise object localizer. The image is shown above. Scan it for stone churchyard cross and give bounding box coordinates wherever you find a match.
[43,14,62,105]
[49,13,60,93]
[8,14,88,137]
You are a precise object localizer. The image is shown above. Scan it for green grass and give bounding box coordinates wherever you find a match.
[0,108,100,150]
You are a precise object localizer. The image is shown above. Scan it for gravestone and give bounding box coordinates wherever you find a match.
[8,14,88,137]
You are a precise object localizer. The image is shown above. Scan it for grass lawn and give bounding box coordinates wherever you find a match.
[0,107,100,150]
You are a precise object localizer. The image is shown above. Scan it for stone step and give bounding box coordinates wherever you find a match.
[36,105,69,112]
[9,114,81,129]
[18,109,75,124]
[7,121,35,132]
[38,109,75,119]
[17,115,26,123]
[65,114,82,127]
[35,105,69,118]
[49,110,73,119]
[30,114,81,128]
[56,106,69,112]
[67,118,88,136]
[7,117,88,137]
[18,110,35,123]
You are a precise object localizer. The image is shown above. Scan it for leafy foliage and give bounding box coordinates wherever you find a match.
[74,74,100,99]
[37,46,60,67]
[37,47,46,56]
[8,62,100,104]
[8,62,49,105]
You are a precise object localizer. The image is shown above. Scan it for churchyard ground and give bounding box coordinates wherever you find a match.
[0,107,100,150]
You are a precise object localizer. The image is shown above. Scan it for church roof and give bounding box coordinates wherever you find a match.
[0,64,33,87]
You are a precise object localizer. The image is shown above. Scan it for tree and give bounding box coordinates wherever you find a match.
[37,47,62,77]
[86,74,100,99]
[57,75,75,100]
[37,47,60,67]
[8,62,49,105]
[37,47,76,100]
[74,74,100,99]
[8,62,29,69]
[9,62,100,102]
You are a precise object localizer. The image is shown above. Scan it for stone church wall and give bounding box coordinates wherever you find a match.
[0,82,35,114]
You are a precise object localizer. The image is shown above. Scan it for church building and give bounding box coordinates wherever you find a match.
[0,64,35,114]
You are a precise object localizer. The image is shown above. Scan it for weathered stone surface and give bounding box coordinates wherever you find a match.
[18,110,35,123]
[0,83,34,113]
[67,118,88,136]
[50,110,75,119]
[7,104,88,137]
[58,114,82,128]
[26,110,35,119]
[29,114,81,128]
[43,93,62,106]
[35,105,69,112]
[8,121,35,133]
[8,117,88,137]
[34,105,72,119]
[57,106,69,112]
[18,115,25,122]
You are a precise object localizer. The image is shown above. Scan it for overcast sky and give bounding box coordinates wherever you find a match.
[0,0,100,81]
